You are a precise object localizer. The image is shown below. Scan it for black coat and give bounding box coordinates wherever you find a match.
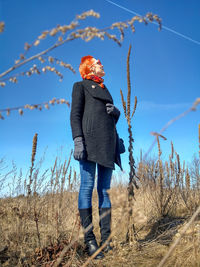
[70,79,122,170]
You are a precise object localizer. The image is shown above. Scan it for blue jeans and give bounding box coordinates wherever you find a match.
[78,160,113,209]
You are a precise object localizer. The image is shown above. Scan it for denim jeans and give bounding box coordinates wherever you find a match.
[78,160,113,209]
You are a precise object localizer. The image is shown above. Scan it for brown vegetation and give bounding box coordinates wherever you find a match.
[0,136,200,266]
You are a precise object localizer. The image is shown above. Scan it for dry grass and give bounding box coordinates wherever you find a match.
[1,136,200,267]
[0,179,200,266]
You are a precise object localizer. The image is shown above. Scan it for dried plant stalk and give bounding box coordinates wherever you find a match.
[131,96,137,118]
[34,208,41,248]
[171,141,174,159]
[150,133,178,217]
[144,97,200,160]
[185,168,190,190]
[0,97,70,119]
[59,150,72,209]
[199,123,200,160]
[165,161,170,187]
[127,47,138,194]
[176,152,181,185]
[126,45,132,122]
[156,135,162,158]
[0,22,4,33]
[120,45,139,243]
[157,137,163,214]
[27,133,38,196]
[151,132,167,141]
[120,89,127,117]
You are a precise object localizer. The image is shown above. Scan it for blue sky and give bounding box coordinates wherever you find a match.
[1,0,200,181]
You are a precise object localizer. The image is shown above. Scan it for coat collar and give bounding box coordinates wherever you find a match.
[82,79,113,104]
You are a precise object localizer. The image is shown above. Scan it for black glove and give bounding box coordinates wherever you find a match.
[106,103,120,123]
[73,136,87,161]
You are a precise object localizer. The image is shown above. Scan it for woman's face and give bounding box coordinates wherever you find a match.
[90,58,105,77]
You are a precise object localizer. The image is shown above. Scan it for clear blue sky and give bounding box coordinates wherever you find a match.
[1,0,200,180]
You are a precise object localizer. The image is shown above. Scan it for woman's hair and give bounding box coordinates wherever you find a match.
[79,55,94,78]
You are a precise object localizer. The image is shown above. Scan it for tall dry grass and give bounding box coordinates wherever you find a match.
[0,148,200,266]
[120,45,139,243]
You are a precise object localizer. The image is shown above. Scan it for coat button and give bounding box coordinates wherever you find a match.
[92,85,96,88]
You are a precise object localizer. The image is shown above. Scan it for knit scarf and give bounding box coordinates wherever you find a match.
[84,74,105,88]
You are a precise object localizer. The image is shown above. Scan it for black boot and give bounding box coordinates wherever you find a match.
[99,208,113,253]
[79,208,104,259]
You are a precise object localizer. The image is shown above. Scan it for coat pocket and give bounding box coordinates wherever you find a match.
[116,133,125,154]
[86,118,94,134]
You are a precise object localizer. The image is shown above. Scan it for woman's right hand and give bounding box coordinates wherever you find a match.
[73,136,87,161]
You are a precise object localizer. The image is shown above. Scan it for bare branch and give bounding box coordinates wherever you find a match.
[0,11,162,83]
[0,22,5,33]
[144,98,200,160]
[0,97,70,119]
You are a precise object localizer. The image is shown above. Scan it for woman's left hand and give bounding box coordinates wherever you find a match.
[106,103,120,122]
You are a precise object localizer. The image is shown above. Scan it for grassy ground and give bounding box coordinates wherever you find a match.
[0,184,199,267]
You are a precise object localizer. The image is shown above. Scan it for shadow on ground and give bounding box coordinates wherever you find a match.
[138,215,185,246]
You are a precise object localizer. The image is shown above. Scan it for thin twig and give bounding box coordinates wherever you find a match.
[0,98,70,113]
[144,100,200,160]
[0,36,76,79]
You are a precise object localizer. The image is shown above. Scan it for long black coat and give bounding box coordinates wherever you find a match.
[70,79,122,170]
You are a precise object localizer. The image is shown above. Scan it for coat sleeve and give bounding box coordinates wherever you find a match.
[70,82,85,140]
[114,110,120,124]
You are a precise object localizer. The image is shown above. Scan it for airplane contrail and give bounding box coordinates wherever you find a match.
[105,0,200,46]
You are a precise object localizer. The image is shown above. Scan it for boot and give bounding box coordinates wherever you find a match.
[99,208,113,252]
[79,208,104,259]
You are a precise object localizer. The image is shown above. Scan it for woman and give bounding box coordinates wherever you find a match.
[70,55,124,259]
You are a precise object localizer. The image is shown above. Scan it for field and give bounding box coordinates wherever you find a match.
[1,8,200,267]
[0,146,200,266]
